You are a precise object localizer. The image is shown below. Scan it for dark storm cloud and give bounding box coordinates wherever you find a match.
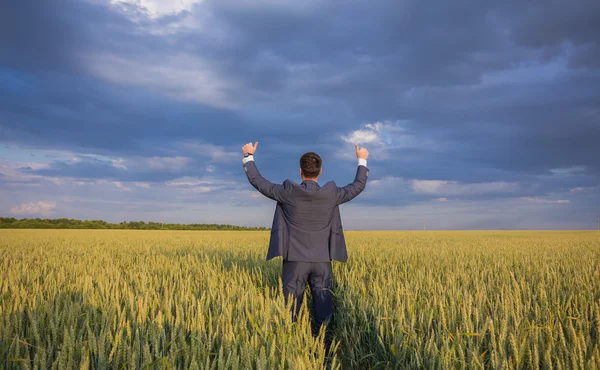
[0,0,83,72]
[1,0,599,220]
[0,69,250,154]
[0,0,163,72]
[199,0,512,86]
[174,0,599,183]
[509,0,600,67]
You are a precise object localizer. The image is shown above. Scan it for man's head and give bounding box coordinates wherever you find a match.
[299,152,322,180]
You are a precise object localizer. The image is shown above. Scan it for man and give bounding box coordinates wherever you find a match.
[241,142,369,350]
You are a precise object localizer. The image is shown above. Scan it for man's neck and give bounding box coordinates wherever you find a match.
[301,177,319,183]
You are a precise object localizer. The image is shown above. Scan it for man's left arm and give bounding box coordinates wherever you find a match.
[335,145,369,205]
[242,142,288,202]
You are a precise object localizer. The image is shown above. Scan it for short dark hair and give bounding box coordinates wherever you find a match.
[300,152,322,178]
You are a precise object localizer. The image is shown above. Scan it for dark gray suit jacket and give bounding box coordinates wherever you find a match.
[243,160,368,262]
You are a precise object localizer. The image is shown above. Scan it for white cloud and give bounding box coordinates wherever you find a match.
[234,190,264,199]
[46,177,64,185]
[339,121,426,160]
[134,182,151,189]
[0,160,61,186]
[341,121,401,145]
[570,185,599,193]
[342,129,380,144]
[111,159,127,170]
[165,176,241,194]
[0,160,45,176]
[166,177,214,187]
[110,0,204,20]
[10,201,57,216]
[112,181,132,191]
[363,176,518,198]
[72,180,95,186]
[411,180,448,194]
[338,197,585,230]
[411,180,519,196]
[521,197,570,204]
[95,180,133,191]
[550,166,587,176]
[146,156,191,171]
[191,186,213,193]
[72,153,192,173]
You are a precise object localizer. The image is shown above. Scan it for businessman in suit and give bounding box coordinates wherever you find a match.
[241,142,369,350]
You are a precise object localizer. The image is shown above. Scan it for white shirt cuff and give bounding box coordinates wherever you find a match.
[242,155,254,164]
[358,158,367,167]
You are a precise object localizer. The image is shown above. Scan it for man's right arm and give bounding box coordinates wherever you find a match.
[336,145,369,205]
[242,142,288,202]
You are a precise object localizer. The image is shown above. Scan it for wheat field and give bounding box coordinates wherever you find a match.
[0,229,599,369]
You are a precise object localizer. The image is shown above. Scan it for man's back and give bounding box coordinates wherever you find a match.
[241,145,369,262]
[282,180,338,232]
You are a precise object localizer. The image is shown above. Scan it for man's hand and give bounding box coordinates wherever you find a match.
[355,144,369,159]
[242,142,258,156]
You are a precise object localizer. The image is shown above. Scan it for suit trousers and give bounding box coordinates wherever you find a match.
[281,260,334,347]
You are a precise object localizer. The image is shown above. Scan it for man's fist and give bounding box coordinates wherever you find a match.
[242,142,258,155]
[355,144,369,159]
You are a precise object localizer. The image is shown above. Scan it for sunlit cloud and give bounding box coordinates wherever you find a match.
[111,159,127,170]
[521,197,569,204]
[570,185,599,193]
[10,201,57,216]
[411,180,519,196]
[550,166,587,177]
[134,182,151,189]
[110,0,204,20]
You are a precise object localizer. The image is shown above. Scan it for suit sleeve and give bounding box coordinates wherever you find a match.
[243,160,288,202]
[335,165,368,205]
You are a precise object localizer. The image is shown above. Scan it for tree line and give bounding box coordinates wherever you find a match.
[0,217,268,230]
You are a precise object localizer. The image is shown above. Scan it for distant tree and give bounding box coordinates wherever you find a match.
[0,217,269,230]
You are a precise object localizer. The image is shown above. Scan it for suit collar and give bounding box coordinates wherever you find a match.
[301,179,320,189]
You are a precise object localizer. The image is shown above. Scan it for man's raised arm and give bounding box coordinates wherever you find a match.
[335,145,369,205]
[242,142,288,202]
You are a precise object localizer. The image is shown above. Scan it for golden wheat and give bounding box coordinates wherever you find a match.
[0,229,599,369]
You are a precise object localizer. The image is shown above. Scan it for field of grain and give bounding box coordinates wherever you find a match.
[1,230,599,369]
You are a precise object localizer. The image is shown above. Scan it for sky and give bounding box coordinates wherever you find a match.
[1,0,599,229]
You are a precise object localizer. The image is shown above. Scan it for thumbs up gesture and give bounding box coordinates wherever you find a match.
[355,144,369,159]
[242,142,258,156]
